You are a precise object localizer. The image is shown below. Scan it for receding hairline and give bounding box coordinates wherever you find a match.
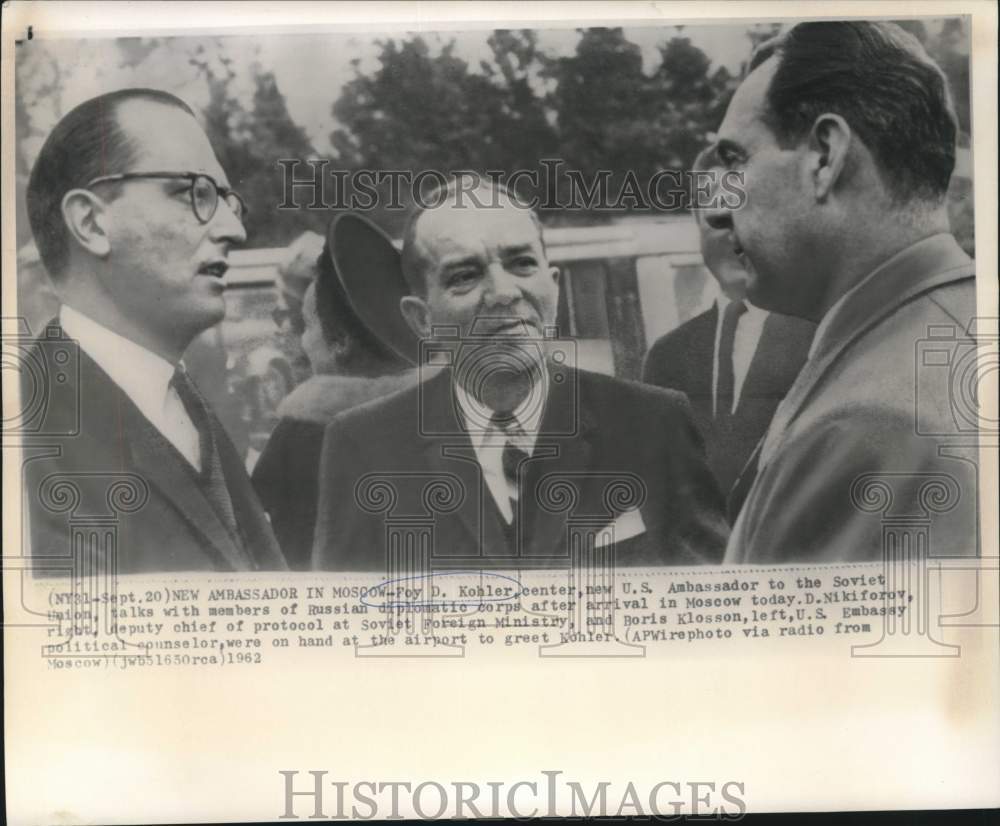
[401,183,547,294]
[110,95,214,166]
[77,89,199,159]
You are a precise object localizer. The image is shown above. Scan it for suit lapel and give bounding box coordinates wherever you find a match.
[213,413,287,569]
[74,343,132,467]
[736,313,779,413]
[682,306,718,432]
[123,401,253,570]
[690,304,718,401]
[71,339,253,570]
[419,371,508,555]
[523,367,598,557]
[727,437,763,523]
[419,367,605,561]
[759,235,974,468]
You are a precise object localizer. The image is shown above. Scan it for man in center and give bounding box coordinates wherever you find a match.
[312,180,728,571]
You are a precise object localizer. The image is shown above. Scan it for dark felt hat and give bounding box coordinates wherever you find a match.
[326,212,419,365]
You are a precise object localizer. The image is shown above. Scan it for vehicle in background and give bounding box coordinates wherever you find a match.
[219,217,718,467]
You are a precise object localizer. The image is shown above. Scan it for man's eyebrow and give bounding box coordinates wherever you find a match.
[499,243,536,257]
[440,255,481,272]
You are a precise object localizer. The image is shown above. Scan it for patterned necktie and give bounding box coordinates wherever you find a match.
[716,299,747,419]
[170,367,243,545]
[490,410,530,518]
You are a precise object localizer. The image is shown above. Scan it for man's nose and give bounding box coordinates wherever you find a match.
[210,200,248,245]
[484,263,521,305]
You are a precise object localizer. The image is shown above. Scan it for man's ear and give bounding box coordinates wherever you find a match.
[807,113,852,202]
[549,264,560,286]
[399,295,431,339]
[61,189,112,258]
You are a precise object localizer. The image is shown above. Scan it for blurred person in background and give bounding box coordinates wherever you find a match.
[642,146,815,514]
[252,214,419,569]
[275,229,323,385]
[235,230,324,469]
[184,325,251,460]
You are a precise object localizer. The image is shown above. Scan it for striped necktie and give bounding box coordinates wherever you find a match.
[489,410,530,519]
[170,367,243,546]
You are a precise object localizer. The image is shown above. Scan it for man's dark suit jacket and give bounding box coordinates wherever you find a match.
[312,366,729,571]
[642,307,816,500]
[22,323,288,576]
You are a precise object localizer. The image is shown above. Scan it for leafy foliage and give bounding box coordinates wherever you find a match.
[15,22,974,248]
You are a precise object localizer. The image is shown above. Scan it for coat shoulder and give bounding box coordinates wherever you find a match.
[925,275,977,329]
[789,279,976,439]
[765,312,817,347]
[836,279,975,386]
[645,309,714,360]
[578,369,692,421]
[325,371,429,437]
[276,371,421,425]
[642,309,715,388]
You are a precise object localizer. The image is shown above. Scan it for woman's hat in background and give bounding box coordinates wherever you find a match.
[326,212,419,365]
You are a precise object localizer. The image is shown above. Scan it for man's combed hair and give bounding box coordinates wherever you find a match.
[25,88,196,279]
[750,21,958,203]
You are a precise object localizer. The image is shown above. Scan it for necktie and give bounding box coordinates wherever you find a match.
[716,299,747,419]
[170,367,243,546]
[490,410,530,519]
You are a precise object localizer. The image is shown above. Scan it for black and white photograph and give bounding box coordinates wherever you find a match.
[9,7,985,573]
[3,1,997,822]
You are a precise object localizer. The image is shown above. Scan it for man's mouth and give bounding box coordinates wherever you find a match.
[732,237,752,269]
[198,261,229,279]
[489,319,536,335]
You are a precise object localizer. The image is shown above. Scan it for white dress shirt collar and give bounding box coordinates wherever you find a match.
[61,304,178,401]
[453,366,549,524]
[59,304,202,470]
[453,366,548,455]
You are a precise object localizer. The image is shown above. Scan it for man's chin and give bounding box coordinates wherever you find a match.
[746,273,799,317]
[191,298,228,331]
[740,258,768,304]
[744,281,773,313]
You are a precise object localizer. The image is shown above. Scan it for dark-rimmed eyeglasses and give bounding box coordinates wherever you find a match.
[85,171,248,224]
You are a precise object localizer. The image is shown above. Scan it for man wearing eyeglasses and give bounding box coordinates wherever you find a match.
[22,88,288,575]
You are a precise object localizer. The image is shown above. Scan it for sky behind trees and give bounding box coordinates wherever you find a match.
[15,19,971,249]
